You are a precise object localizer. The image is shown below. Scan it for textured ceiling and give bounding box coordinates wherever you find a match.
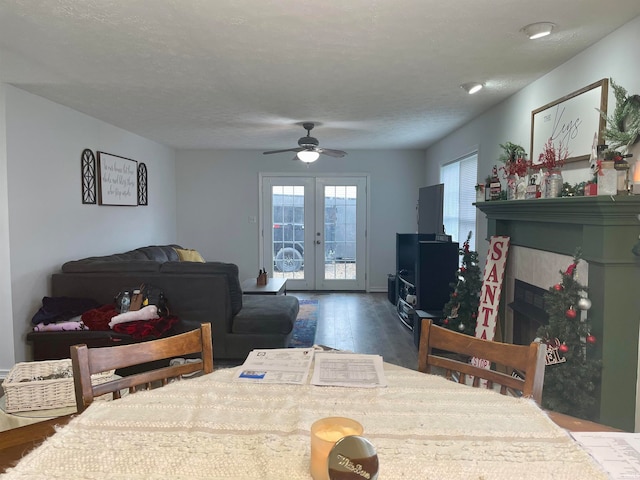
[0,1,639,152]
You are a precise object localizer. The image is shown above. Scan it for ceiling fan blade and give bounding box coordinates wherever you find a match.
[264,124,347,159]
[263,148,303,155]
[318,148,347,158]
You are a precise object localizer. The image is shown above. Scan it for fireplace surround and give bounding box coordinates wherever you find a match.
[477,196,640,432]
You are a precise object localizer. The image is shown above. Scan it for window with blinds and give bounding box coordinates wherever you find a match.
[440,153,477,248]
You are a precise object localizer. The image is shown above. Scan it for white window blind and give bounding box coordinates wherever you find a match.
[440,153,477,248]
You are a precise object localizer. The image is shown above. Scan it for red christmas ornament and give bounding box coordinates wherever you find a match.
[586,334,597,344]
[565,263,577,276]
[554,284,563,291]
[559,343,569,354]
[443,318,449,325]
[460,267,466,273]
[565,307,577,319]
[472,312,477,319]
[452,292,458,298]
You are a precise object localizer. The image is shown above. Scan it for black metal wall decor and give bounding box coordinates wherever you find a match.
[138,162,148,206]
[81,149,96,204]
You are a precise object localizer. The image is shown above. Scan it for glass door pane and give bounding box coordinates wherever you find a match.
[323,185,357,280]
[272,185,305,276]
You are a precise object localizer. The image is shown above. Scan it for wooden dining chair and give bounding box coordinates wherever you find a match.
[70,323,213,413]
[418,318,546,404]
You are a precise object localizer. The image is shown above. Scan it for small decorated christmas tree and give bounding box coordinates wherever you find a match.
[441,232,482,335]
[536,249,601,420]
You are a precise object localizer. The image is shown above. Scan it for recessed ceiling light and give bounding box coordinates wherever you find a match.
[521,22,555,40]
[461,82,484,95]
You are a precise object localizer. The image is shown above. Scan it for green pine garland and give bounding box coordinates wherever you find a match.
[441,231,482,336]
[536,249,602,421]
[600,78,640,152]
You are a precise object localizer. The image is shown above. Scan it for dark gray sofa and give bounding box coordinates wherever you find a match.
[32,245,299,360]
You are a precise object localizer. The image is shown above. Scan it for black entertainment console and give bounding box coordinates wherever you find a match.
[395,233,459,331]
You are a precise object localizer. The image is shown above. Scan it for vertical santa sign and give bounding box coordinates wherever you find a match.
[471,236,510,369]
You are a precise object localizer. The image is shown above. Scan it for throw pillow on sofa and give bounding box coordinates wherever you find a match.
[174,248,205,262]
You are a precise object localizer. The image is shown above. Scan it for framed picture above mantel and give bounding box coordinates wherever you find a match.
[530,78,609,165]
[97,151,138,206]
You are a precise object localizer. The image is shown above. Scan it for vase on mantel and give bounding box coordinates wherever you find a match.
[515,175,527,200]
[545,170,563,198]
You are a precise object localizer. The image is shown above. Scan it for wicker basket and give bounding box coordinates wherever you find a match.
[2,359,115,413]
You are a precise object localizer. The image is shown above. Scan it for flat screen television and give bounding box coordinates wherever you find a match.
[417,183,444,235]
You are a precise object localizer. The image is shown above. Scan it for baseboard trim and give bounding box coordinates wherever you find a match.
[368,287,387,293]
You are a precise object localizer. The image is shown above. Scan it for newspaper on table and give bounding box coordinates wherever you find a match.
[571,431,640,479]
[311,352,387,388]
[233,348,314,385]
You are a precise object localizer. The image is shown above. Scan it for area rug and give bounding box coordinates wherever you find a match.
[288,299,318,348]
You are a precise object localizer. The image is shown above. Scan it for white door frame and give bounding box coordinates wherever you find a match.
[314,176,367,291]
[259,172,370,291]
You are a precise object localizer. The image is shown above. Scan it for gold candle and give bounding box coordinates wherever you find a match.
[310,417,363,480]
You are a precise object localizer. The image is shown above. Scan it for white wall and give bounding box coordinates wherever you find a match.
[2,86,178,369]
[0,83,15,375]
[175,149,426,290]
[425,15,640,261]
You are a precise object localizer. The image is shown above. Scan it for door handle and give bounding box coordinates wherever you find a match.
[316,240,321,245]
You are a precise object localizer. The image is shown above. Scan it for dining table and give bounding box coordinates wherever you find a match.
[0,360,609,479]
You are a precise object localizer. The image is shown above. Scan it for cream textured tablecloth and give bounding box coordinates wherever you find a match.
[0,363,607,479]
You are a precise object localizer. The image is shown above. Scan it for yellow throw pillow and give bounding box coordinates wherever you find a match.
[174,248,205,263]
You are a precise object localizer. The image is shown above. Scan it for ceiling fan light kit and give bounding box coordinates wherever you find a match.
[297,150,320,163]
[461,82,484,95]
[521,22,555,40]
[262,122,347,161]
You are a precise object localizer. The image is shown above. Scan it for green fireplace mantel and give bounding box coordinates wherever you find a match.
[477,196,640,431]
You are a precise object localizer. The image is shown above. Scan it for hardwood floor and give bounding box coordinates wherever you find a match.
[291,291,419,370]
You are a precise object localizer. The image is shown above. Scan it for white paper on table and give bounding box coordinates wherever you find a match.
[233,348,314,385]
[311,352,387,388]
[571,431,640,479]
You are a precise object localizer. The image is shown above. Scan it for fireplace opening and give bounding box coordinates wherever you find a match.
[509,279,549,345]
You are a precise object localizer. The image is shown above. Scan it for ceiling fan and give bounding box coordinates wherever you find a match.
[262,122,347,163]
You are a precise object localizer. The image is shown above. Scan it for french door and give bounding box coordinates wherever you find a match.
[261,175,367,291]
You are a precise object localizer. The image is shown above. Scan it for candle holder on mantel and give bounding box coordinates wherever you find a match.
[632,160,640,194]
[615,160,630,194]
